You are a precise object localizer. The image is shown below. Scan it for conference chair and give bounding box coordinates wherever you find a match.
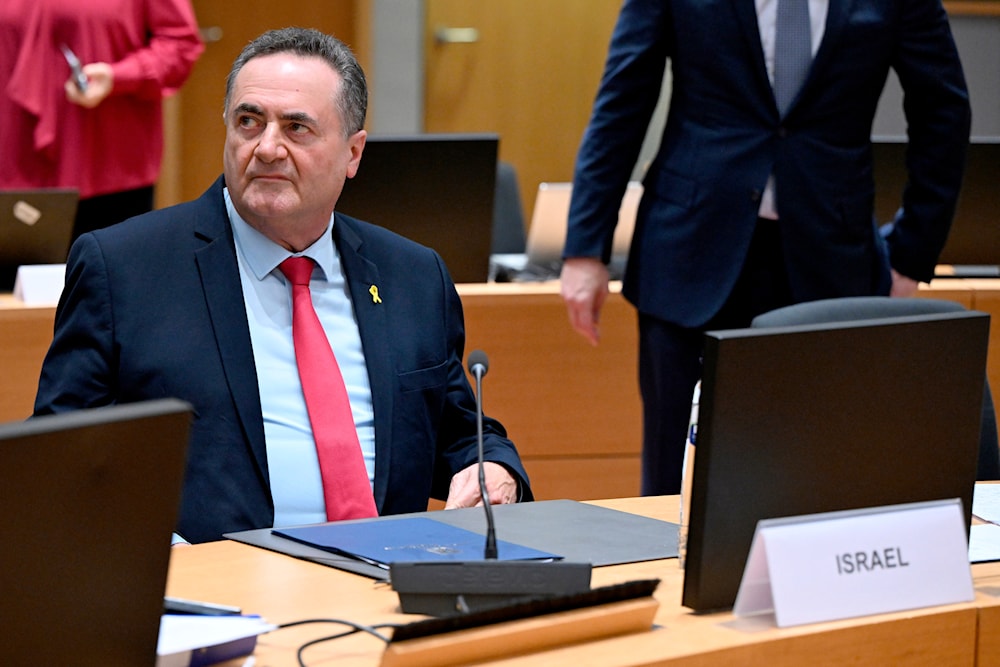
[491,161,527,254]
[751,296,1000,480]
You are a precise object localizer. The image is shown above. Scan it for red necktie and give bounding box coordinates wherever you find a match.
[279,256,377,521]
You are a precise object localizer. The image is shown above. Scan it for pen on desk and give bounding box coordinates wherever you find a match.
[60,44,89,93]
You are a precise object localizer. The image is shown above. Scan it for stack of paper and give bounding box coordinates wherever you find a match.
[156,615,275,667]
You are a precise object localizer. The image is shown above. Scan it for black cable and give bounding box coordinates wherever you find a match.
[273,618,400,667]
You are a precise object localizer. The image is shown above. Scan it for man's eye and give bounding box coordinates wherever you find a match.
[289,122,310,134]
[238,116,260,129]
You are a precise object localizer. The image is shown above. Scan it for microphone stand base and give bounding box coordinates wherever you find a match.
[390,560,592,616]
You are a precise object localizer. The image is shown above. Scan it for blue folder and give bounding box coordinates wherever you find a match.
[273,516,561,568]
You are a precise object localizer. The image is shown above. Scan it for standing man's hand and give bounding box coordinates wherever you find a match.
[560,257,610,346]
[889,269,920,298]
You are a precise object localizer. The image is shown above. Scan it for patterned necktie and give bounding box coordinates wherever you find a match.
[279,256,377,521]
[774,0,812,116]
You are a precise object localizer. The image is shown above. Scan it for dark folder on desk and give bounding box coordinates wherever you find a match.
[227,499,679,580]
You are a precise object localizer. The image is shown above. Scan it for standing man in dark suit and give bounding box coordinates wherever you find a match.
[34,27,532,544]
[560,0,971,495]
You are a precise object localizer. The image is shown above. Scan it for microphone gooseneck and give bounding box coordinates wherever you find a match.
[467,349,498,559]
[389,348,593,616]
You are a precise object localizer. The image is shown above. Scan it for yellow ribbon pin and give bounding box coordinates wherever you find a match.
[369,285,382,304]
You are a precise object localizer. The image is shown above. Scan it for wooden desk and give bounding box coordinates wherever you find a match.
[459,283,643,500]
[4,281,1000,502]
[0,296,57,423]
[977,568,1000,667]
[165,495,993,666]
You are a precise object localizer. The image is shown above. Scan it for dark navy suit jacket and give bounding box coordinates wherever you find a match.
[566,0,971,327]
[34,177,533,543]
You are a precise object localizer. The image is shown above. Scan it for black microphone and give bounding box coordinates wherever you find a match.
[389,350,592,616]
[467,349,488,377]
[467,350,498,559]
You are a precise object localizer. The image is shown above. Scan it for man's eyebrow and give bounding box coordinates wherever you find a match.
[233,102,264,116]
[281,111,317,126]
[232,103,316,126]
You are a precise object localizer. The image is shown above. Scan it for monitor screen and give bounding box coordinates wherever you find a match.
[336,133,498,284]
[0,188,78,290]
[524,181,642,280]
[872,138,1000,268]
[681,311,989,612]
[1,399,192,664]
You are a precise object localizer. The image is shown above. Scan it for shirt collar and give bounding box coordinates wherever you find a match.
[224,187,337,280]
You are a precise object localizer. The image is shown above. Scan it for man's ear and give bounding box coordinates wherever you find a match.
[346,129,367,179]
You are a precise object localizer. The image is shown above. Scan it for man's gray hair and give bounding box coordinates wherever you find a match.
[224,27,367,136]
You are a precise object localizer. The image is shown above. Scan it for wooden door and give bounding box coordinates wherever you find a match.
[167,1,362,205]
[424,0,623,223]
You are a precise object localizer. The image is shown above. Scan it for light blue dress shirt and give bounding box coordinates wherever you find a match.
[225,189,376,529]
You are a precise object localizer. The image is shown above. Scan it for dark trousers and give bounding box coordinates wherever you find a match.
[638,219,793,494]
[72,186,154,245]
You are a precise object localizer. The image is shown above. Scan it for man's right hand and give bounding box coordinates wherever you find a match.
[560,257,610,346]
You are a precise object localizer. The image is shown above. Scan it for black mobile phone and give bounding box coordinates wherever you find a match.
[163,595,243,616]
[59,44,88,93]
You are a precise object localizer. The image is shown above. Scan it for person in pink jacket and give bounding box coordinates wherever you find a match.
[0,0,203,241]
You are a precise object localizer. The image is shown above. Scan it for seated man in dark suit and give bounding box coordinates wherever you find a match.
[33,27,532,544]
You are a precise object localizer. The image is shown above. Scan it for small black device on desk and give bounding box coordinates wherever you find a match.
[163,596,242,616]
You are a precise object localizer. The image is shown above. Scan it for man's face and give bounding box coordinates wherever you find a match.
[223,53,366,250]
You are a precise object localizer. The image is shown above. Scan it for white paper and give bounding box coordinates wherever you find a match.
[973,484,1000,524]
[13,264,65,305]
[156,615,275,665]
[970,523,1000,563]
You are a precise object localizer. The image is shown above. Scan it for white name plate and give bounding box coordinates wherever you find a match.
[13,264,66,305]
[733,499,973,627]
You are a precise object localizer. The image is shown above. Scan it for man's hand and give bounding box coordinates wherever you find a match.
[65,62,114,109]
[445,461,517,509]
[560,257,610,346]
[890,268,920,297]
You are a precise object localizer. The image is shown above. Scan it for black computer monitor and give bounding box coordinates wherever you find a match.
[0,188,78,290]
[336,133,498,284]
[1,399,192,664]
[681,311,989,612]
[872,138,1000,271]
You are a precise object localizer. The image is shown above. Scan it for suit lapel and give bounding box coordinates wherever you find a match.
[785,0,853,116]
[193,180,270,483]
[808,0,851,83]
[730,0,774,108]
[333,214,394,509]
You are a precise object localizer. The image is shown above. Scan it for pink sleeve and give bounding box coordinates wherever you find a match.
[110,0,204,100]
